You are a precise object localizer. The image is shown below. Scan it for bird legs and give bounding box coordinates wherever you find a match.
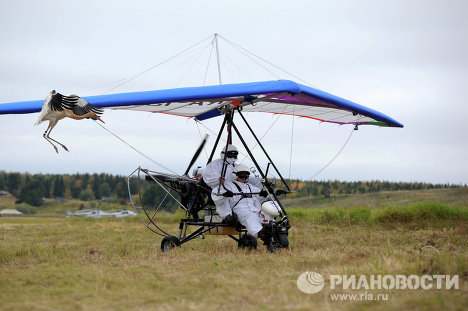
[43,120,69,153]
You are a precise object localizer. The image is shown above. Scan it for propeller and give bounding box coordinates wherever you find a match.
[184,134,209,176]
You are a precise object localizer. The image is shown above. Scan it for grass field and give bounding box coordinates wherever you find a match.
[1,189,467,310]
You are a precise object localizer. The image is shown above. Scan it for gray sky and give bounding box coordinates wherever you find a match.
[0,0,467,184]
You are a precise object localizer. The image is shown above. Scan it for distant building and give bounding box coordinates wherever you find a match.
[100,196,115,202]
[0,190,8,196]
[0,209,23,217]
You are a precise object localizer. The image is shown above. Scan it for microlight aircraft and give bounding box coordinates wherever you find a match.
[0,79,403,252]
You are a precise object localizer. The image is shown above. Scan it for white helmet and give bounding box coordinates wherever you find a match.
[232,164,250,181]
[220,144,238,165]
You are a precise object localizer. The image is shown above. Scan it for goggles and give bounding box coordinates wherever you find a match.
[235,171,250,179]
[225,150,238,159]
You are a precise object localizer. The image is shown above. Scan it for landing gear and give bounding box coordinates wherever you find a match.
[238,233,258,250]
[260,220,290,253]
[266,233,289,253]
[161,235,180,252]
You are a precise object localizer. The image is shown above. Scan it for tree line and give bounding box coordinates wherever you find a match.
[284,179,462,198]
[0,171,133,207]
[0,171,463,208]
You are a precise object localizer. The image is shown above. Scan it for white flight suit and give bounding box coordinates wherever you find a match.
[202,158,263,190]
[202,158,237,189]
[212,181,263,237]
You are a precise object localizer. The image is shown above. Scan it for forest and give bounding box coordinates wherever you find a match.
[0,171,462,208]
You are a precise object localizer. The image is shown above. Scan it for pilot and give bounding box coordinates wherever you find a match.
[212,164,267,241]
[202,144,239,189]
[202,144,262,190]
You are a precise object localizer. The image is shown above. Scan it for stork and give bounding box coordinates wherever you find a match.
[35,90,105,153]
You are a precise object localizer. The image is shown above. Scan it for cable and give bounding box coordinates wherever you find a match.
[288,104,295,181]
[219,55,235,84]
[220,49,253,81]
[102,34,214,94]
[79,78,126,96]
[194,119,259,168]
[220,37,281,80]
[203,41,215,86]
[219,35,319,88]
[93,120,178,175]
[310,127,355,180]
[175,42,212,86]
[238,104,289,166]
[142,42,212,90]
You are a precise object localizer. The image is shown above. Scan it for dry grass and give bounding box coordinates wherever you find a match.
[1,207,467,311]
[283,187,468,210]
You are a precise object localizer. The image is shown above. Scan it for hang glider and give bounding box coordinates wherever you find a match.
[0,80,403,127]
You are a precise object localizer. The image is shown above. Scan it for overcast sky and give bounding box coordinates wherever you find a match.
[0,0,467,184]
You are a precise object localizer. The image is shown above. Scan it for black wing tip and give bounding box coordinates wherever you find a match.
[48,91,104,115]
[89,104,104,115]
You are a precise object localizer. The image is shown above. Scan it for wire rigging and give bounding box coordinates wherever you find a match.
[175,42,213,87]
[219,35,319,88]
[238,104,289,166]
[220,37,282,80]
[79,78,126,96]
[288,104,295,181]
[220,49,253,81]
[93,120,178,175]
[102,34,214,94]
[203,41,215,86]
[194,119,270,173]
[310,127,355,180]
[90,33,356,183]
[214,35,355,181]
[142,42,212,90]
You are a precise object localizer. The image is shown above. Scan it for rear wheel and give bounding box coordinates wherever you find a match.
[238,234,258,250]
[161,235,180,252]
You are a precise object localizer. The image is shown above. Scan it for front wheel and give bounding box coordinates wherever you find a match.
[266,234,289,252]
[161,235,180,252]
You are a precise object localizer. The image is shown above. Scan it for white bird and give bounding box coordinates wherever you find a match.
[35,90,105,153]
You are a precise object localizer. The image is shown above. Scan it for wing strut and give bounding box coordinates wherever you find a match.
[219,111,234,193]
[204,106,291,217]
[237,110,291,192]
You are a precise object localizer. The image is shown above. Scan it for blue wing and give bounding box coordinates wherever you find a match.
[0,80,403,127]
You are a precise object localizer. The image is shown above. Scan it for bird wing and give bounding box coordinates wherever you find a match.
[61,94,103,116]
[49,93,68,112]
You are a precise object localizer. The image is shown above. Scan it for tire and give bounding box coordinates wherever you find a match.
[277,233,289,248]
[238,234,258,250]
[161,235,180,252]
[266,234,289,252]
